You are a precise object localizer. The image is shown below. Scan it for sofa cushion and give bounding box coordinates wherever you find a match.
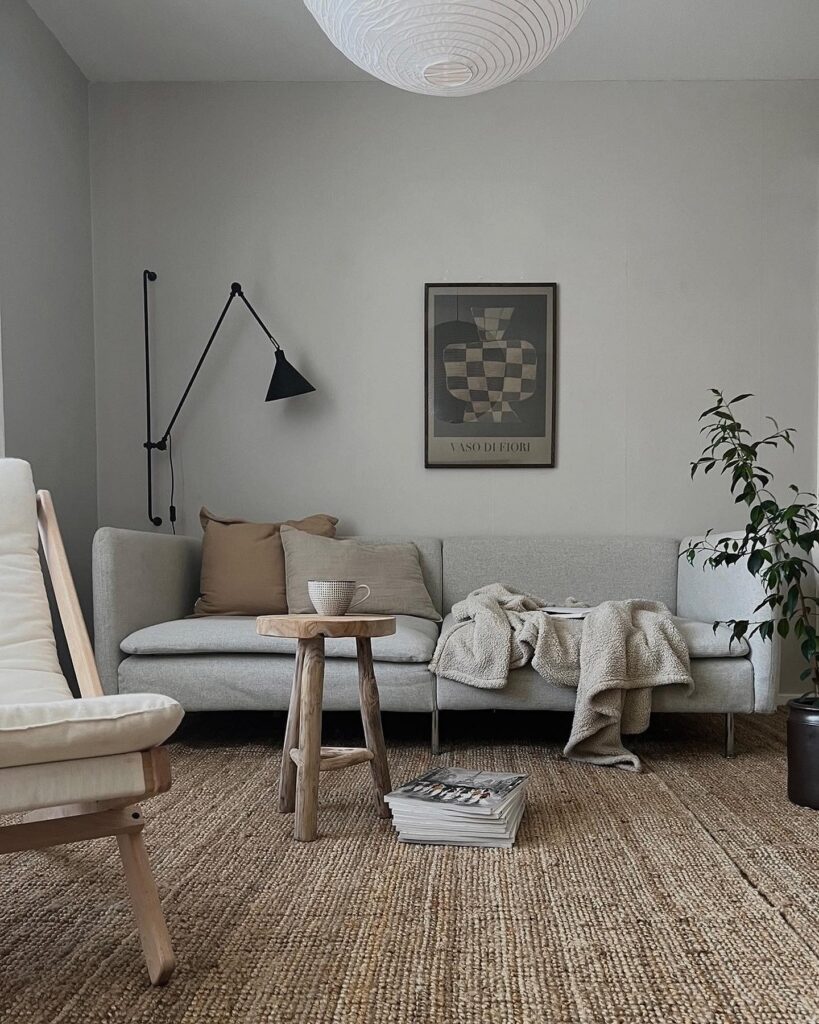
[0,694,184,769]
[121,614,439,663]
[347,535,443,615]
[194,507,338,617]
[281,528,441,621]
[436,657,754,714]
[119,655,435,712]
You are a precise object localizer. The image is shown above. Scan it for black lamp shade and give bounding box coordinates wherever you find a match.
[266,348,316,401]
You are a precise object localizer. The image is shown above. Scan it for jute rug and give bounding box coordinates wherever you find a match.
[2,710,818,1023]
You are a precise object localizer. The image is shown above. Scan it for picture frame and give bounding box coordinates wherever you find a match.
[425,283,557,468]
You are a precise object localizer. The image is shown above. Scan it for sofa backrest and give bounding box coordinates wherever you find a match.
[442,535,680,614]
[93,527,202,695]
[346,536,443,616]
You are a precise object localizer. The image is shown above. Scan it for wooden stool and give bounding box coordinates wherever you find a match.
[256,614,396,842]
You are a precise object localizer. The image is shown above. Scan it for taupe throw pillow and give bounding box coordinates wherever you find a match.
[280,527,440,622]
[194,508,338,616]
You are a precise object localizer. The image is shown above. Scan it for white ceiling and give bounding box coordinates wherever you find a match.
[28,0,819,84]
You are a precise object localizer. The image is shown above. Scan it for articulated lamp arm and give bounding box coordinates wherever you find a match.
[142,272,313,527]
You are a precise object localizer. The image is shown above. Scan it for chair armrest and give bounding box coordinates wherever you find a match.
[677,534,780,712]
[92,528,201,695]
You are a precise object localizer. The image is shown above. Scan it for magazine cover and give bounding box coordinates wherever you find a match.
[389,768,526,811]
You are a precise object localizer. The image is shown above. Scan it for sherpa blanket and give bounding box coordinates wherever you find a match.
[428,584,693,771]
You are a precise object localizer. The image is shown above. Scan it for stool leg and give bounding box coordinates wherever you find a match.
[356,637,392,819]
[295,636,324,841]
[278,642,305,813]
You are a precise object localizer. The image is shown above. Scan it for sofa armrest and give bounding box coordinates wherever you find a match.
[677,533,780,712]
[92,528,201,695]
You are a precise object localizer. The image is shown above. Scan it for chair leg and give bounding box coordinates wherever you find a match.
[431,707,441,756]
[117,827,176,986]
[724,712,735,759]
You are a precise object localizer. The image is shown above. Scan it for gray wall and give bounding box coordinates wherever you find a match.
[89,81,819,548]
[0,0,96,613]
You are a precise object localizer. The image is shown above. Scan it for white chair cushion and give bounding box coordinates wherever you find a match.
[0,459,71,704]
[0,752,151,815]
[0,670,73,706]
[0,693,184,769]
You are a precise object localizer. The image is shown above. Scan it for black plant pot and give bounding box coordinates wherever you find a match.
[787,696,819,809]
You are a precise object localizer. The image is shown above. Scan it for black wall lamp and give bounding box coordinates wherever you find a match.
[143,270,315,527]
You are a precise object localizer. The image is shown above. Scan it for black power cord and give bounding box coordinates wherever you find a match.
[168,433,177,534]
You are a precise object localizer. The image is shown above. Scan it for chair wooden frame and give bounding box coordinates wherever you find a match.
[0,490,176,985]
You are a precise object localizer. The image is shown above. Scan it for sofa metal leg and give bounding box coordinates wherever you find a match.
[431,708,441,756]
[724,712,735,759]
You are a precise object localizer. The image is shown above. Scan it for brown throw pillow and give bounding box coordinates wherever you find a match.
[194,508,338,616]
[280,527,440,622]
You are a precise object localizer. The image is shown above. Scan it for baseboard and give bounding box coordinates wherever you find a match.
[778,692,804,705]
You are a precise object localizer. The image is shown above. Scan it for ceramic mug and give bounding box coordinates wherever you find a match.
[307,580,371,616]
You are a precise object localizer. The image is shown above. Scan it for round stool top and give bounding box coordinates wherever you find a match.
[256,613,396,640]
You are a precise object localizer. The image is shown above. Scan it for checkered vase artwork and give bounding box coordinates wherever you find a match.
[443,307,537,423]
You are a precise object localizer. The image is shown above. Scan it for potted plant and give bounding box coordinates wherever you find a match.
[684,390,819,808]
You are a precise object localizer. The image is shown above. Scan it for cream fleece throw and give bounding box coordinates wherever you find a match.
[429,584,693,771]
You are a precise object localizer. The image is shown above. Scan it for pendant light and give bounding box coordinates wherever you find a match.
[303,0,592,97]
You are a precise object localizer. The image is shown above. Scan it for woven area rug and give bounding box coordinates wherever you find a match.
[2,710,819,1023]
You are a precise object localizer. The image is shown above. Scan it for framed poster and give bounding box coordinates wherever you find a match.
[425,283,557,468]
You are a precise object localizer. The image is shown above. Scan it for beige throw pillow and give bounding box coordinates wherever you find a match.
[194,508,338,616]
[280,527,440,622]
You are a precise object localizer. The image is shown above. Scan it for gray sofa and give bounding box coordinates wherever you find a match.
[93,529,779,757]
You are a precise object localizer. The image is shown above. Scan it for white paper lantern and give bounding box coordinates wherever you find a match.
[303,0,592,97]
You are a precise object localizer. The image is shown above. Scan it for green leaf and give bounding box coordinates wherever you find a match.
[778,619,790,638]
[746,550,765,575]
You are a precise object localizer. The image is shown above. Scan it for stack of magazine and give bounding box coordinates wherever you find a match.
[386,768,527,848]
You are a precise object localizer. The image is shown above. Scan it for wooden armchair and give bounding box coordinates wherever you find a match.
[0,459,184,985]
